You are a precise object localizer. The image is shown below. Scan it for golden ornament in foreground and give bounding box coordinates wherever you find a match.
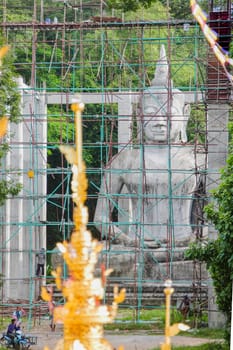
[42,98,125,350]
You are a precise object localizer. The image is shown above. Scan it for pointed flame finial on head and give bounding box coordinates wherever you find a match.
[151,44,170,88]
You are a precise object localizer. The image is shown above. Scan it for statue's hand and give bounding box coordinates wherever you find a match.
[110,226,135,247]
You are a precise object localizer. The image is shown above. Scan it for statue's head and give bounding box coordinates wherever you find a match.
[140,45,190,144]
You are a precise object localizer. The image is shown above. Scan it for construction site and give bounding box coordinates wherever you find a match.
[0,0,232,329]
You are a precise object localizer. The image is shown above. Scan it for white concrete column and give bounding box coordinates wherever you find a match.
[207,103,229,328]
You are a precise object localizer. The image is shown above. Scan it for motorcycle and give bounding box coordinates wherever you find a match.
[0,332,14,348]
[0,330,31,349]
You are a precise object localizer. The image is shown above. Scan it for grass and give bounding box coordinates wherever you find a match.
[114,307,164,321]
[152,343,228,350]
[105,307,165,331]
[105,307,217,333]
[185,327,225,339]
[105,322,156,331]
[113,307,182,324]
[104,307,226,350]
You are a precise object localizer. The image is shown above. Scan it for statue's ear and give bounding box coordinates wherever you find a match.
[178,103,191,144]
[183,103,191,117]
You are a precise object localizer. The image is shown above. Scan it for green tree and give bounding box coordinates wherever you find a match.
[186,123,233,342]
[0,42,22,206]
[107,0,156,12]
[159,0,209,19]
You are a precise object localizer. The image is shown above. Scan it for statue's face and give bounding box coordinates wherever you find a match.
[143,93,169,143]
[142,91,186,143]
[143,105,167,142]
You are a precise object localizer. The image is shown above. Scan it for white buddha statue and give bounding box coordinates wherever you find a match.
[94,45,205,247]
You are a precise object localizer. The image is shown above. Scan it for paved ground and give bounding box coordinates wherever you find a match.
[26,326,221,350]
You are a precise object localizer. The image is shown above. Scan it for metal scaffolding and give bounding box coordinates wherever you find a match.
[0,0,231,326]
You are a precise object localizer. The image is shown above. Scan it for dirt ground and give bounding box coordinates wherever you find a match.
[24,323,221,350]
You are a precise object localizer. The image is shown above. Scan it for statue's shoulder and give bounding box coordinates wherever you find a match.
[106,148,140,169]
[172,145,205,168]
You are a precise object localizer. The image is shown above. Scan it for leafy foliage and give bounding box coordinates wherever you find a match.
[0,45,20,122]
[107,0,156,12]
[0,39,22,206]
[160,0,192,19]
[186,124,233,343]
[159,0,209,19]
[187,104,206,143]
[0,180,22,206]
